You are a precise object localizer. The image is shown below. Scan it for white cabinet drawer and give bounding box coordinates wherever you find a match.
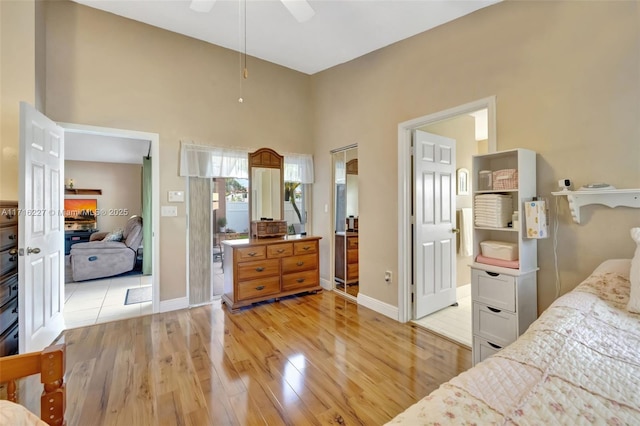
[473,303,517,348]
[473,336,503,365]
[471,269,516,312]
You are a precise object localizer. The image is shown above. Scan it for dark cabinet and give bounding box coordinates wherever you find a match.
[0,201,18,356]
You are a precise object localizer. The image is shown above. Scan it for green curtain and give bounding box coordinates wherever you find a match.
[142,156,153,275]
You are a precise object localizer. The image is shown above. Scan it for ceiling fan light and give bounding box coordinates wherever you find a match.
[189,0,216,13]
[281,0,315,23]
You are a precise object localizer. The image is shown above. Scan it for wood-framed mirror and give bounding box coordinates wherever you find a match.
[248,148,285,237]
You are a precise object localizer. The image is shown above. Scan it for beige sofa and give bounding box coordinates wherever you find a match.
[70,216,143,282]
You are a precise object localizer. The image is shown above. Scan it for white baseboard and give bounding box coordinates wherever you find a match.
[357,293,399,321]
[320,277,332,291]
[159,297,189,313]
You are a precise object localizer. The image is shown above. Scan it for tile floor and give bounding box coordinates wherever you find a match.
[65,257,225,329]
[64,274,153,329]
[412,284,472,348]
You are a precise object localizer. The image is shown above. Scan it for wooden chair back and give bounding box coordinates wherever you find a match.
[0,344,66,425]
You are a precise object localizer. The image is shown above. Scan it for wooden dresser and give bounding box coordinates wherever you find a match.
[222,235,322,312]
[0,201,19,356]
[335,232,358,285]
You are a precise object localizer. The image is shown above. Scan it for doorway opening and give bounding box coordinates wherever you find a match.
[59,123,160,328]
[397,97,496,346]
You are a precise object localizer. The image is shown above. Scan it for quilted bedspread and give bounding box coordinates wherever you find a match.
[388,264,640,424]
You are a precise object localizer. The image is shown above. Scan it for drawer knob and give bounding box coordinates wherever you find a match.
[255,285,265,291]
[8,234,16,240]
[12,307,18,314]
[488,342,502,349]
[13,332,18,339]
[276,249,285,253]
[11,285,17,291]
[485,271,500,277]
[255,267,265,272]
[296,261,304,266]
[296,278,305,283]
[302,246,310,251]
[248,252,258,257]
[487,307,501,313]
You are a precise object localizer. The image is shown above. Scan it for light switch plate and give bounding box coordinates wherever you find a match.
[161,205,178,217]
[168,191,184,202]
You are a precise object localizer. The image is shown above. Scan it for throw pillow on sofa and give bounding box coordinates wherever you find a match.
[102,228,124,242]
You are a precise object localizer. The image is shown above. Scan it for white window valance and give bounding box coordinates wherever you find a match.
[283,152,314,184]
[179,142,249,178]
[179,142,314,183]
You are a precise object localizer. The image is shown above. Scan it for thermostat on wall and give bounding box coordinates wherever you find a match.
[168,191,184,202]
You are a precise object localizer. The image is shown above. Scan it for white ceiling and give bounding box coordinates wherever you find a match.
[72,0,501,75]
[65,132,150,164]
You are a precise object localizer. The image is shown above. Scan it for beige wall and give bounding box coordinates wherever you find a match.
[0,0,36,201]
[312,1,640,312]
[44,1,313,301]
[64,160,142,232]
[3,0,639,314]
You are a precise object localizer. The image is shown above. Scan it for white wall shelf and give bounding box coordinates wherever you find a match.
[551,189,640,224]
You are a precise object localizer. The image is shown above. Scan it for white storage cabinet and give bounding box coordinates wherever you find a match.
[470,149,538,365]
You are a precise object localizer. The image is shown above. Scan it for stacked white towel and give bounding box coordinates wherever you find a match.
[474,194,513,228]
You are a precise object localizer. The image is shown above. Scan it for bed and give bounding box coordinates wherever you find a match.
[387,256,640,424]
[0,343,66,426]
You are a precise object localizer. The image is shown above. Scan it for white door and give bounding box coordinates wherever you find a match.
[18,102,65,353]
[413,130,457,319]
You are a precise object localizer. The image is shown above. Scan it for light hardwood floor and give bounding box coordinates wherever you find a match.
[17,291,471,425]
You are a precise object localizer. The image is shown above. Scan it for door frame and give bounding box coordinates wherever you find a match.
[57,122,161,313]
[396,96,497,323]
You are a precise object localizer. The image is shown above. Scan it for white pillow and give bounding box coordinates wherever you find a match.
[627,227,640,313]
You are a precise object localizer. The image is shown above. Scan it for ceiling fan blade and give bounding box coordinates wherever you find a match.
[280,0,315,23]
[189,0,216,13]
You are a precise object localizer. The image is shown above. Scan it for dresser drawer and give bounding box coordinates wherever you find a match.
[0,273,18,307]
[473,303,517,348]
[472,336,502,365]
[267,243,293,258]
[347,263,359,280]
[236,246,267,261]
[0,321,19,357]
[237,259,279,280]
[294,240,318,255]
[0,247,18,277]
[237,276,280,300]
[347,237,358,250]
[0,296,18,336]
[471,269,516,312]
[347,248,358,264]
[282,253,317,274]
[282,269,318,291]
[0,207,18,227]
[0,225,17,251]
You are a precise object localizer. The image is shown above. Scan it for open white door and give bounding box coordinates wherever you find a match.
[413,130,457,319]
[18,102,65,353]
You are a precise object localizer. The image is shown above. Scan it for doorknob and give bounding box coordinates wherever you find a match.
[27,247,41,254]
[451,228,460,234]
